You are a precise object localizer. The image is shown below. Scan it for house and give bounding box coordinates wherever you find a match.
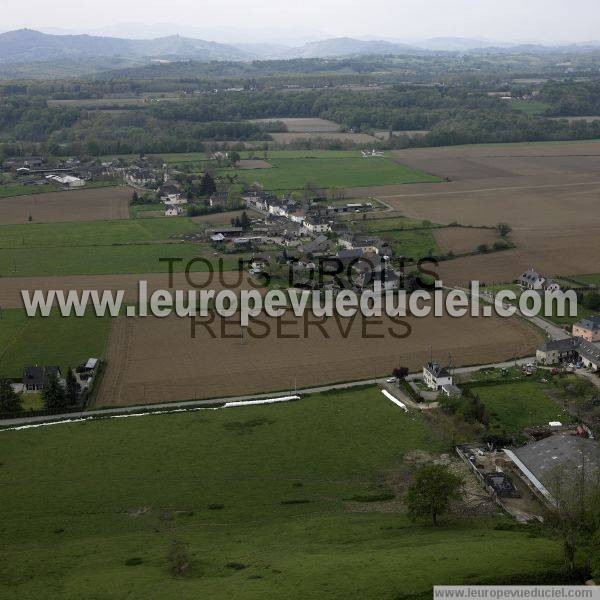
[162,193,187,206]
[302,235,332,256]
[165,206,184,216]
[518,269,560,292]
[361,149,384,157]
[441,383,462,397]
[573,315,600,343]
[303,216,332,234]
[22,365,62,392]
[577,339,600,372]
[422,362,453,391]
[207,227,243,238]
[46,174,85,187]
[536,338,578,365]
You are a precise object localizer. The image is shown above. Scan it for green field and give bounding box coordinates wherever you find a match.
[0,181,61,198]
[0,388,562,599]
[570,273,600,286]
[378,229,440,259]
[0,217,248,277]
[220,155,440,192]
[352,216,437,231]
[0,308,110,379]
[511,99,552,116]
[468,380,569,435]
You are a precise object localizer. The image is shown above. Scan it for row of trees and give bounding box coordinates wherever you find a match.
[0,371,80,415]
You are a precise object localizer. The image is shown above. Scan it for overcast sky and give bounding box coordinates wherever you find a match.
[2,0,600,43]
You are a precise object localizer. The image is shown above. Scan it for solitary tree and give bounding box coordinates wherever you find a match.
[42,373,67,411]
[229,151,241,167]
[406,463,463,526]
[0,379,22,413]
[497,222,512,237]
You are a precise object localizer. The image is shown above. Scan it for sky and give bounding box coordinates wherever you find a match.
[1,0,600,44]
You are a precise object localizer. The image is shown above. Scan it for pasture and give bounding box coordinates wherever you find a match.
[0,187,131,225]
[467,380,569,436]
[228,155,441,192]
[96,310,542,406]
[0,388,562,599]
[249,117,341,132]
[0,308,110,379]
[0,216,249,277]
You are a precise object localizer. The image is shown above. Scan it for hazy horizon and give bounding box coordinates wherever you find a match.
[2,0,600,46]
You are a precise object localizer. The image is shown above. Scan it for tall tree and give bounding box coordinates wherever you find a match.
[42,372,67,412]
[406,463,463,526]
[65,368,80,406]
[0,379,22,413]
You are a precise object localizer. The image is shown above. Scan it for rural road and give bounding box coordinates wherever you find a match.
[0,357,536,429]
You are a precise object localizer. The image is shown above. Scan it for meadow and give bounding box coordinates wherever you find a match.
[0,308,110,379]
[228,156,441,192]
[467,380,569,435]
[0,217,246,276]
[0,387,562,599]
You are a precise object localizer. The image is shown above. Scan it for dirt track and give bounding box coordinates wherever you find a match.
[95,310,542,407]
[0,187,131,225]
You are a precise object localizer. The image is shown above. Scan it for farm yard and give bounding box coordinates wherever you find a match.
[0,187,131,224]
[0,387,562,599]
[95,310,542,407]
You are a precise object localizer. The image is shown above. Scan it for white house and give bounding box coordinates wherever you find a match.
[165,206,184,216]
[162,193,187,205]
[303,217,331,234]
[422,362,453,391]
[519,268,560,292]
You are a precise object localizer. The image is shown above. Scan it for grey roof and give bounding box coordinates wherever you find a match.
[539,338,577,353]
[512,434,600,494]
[579,315,600,331]
[23,365,61,387]
[424,362,450,378]
[577,340,600,365]
[442,383,462,396]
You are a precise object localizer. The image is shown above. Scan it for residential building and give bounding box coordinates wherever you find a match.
[518,269,560,292]
[165,206,184,216]
[422,362,453,391]
[22,365,62,392]
[573,315,600,342]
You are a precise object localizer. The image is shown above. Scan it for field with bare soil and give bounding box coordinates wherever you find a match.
[434,227,500,255]
[0,187,131,224]
[347,141,600,283]
[270,132,378,144]
[250,117,341,132]
[95,311,541,406]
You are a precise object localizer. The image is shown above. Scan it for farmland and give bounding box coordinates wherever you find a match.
[222,154,441,192]
[0,187,131,225]
[346,140,600,284]
[0,387,562,599]
[95,310,542,407]
[0,217,249,277]
[0,308,110,379]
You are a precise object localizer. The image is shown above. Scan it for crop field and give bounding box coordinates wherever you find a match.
[0,187,131,225]
[249,117,341,132]
[0,308,110,379]
[347,141,600,284]
[467,380,569,436]
[0,387,561,599]
[433,227,500,255]
[96,310,542,407]
[226,155,441,192]
[0,216,250,277]
[269,132,379,144]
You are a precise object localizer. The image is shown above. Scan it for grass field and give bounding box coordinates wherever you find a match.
[570,273,600,286]
[227,156,440,191]
[378,229,440,259]
[468,380,569,435]
[511,100,552,116]
[352,216,436,231]
[0,242,243,277]
[0,217,249,276]
[0,388,562,599]
[0,182,62,198]
[0,308,110,379]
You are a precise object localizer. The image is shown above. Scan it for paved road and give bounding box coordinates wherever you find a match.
[1,356,538,429]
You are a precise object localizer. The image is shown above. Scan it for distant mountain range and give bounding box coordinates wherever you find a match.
[2,29,600,68]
